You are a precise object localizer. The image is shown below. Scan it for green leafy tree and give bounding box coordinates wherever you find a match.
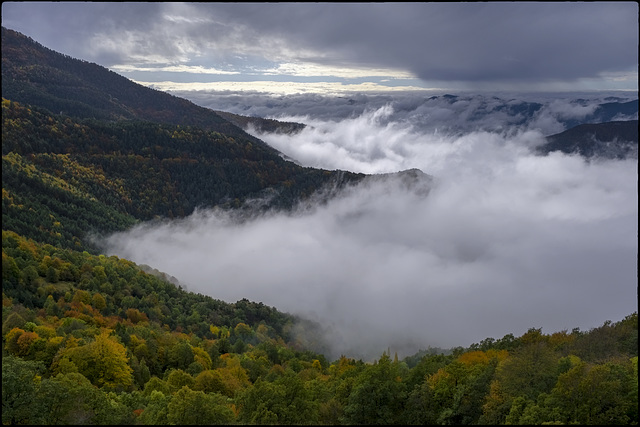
[193,369,226,394]
[138,390,170,425]
[441,357,499,425]
[2,355,44,425]
[91,292,107,311]
[167,386,236,425]
[341,353,408,425]
[166,369,195,393]
[543,358,636,424]
[143,376,170,397]
[403,379,439,425]
[239,370,318,425]
[494,340,559,400]
[168,339,194,370]
[131,354,151,388]
[36,372,103,425]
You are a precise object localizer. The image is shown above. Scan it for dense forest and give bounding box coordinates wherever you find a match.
[1,98,363,253]
[2,230,637,425]
[2,26,638,425]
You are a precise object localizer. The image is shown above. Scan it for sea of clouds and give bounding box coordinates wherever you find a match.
[103,92,638,360]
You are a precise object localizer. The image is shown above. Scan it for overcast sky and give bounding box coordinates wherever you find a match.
[2,2,638,94]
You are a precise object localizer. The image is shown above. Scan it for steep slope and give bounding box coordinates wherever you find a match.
[1,28,336,386]
[1,27,255,141]
[1,27,366,252]
[1,97,365,252]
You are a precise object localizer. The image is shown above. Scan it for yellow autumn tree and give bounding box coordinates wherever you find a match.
[4,327,25,356]
[192,346,213,371]
[56,329,132,389]
[214,353,251,396]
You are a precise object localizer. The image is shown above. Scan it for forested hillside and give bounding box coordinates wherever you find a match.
[2,26,638,425]
[3,232,637,424]
[1,98,363,253]
[2,27,278,140]
[2,26,367,253]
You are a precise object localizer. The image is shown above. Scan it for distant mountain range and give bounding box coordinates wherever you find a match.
[539,120,638,159]
[423,93,638,132]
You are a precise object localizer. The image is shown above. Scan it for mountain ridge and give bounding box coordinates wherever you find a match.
[539,120,638,159]
[1,26,290,153]
[2,26,373,253]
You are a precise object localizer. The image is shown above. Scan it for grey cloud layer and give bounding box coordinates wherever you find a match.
[103,102,638,360]
[202,3,638,84]
[176,91,638,174]
[2,2,637,88]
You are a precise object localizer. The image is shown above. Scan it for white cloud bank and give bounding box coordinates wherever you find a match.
[103,102,638,361]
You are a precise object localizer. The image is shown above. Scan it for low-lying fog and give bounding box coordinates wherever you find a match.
[103,93,638,360]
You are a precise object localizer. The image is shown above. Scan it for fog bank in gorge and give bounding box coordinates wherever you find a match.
[103,97,638,360]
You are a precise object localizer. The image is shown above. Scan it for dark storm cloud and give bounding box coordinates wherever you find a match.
[2,2,637,88]
[208,2,639,84]
[1,2,165,63]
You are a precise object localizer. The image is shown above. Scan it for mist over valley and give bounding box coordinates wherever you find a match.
[103,91,638,359]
